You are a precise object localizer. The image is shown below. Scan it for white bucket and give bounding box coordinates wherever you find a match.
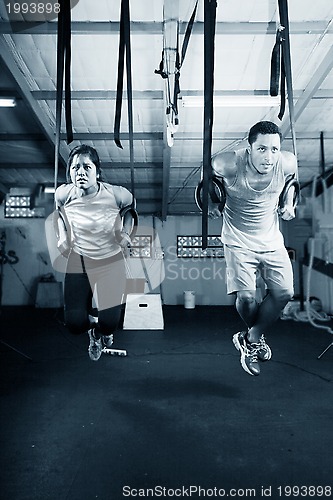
[184,290,196,309]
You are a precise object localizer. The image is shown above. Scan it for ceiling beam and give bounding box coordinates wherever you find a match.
[0,132,163,141]
[1,21,332,36]
[32,90,163,100]
[2,131,333,143]
[30,89,333,101]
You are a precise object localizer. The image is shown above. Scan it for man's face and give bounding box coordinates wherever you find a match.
[70,154,98,191]
[249,133,281,175]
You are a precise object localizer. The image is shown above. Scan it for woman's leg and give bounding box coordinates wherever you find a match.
[64,269,92,335]
[92,254,126,338]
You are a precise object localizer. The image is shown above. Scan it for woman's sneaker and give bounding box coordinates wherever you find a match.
[257,334,272,361]
[232,331,260,376]
[88,329,102,361]
[102,334,114,349]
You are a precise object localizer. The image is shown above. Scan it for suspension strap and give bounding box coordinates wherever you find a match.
[155,1,198,129]
[114,0,126,150]
[174,0,198,116]
[114,0,136,206]
[55,0,73,190]
[202,0,217,249]
[270,0,297,157]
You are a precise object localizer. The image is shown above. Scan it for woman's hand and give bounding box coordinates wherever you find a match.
[118,231,132,248]
[57,237,70,257]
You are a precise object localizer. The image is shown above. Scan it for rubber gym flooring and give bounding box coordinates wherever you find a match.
[0,305,332,500]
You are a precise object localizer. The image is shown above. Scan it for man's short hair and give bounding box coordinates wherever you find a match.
[248,121,282,145]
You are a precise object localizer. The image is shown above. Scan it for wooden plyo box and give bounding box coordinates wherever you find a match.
[123,294,164,330]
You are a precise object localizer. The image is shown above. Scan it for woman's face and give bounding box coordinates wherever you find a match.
[70,153,98,193]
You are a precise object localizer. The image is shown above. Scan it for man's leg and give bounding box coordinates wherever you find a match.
[235,290,259,328]
[247,247,294,344]
[246,288,293,343]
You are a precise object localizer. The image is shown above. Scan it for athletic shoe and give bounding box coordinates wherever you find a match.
[232,331,260,376]
[257,334,272,361]
[102,334,114,349]
[88,329,102,361]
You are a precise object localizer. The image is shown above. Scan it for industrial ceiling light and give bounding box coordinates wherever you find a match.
[0,98,16,107]
[181,95,281,108]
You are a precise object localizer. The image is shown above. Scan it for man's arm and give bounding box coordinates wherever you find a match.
[280,151,298,221]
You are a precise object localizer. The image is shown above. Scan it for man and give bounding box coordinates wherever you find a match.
[211,121,297,376]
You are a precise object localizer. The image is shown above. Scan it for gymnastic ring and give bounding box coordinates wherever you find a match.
[279,176,300,211]
[195,176,226,213]
[115,205,139,243]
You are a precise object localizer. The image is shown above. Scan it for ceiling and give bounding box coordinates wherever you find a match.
[0,0,333,216]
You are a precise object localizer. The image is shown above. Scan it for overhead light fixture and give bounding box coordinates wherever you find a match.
[181,95,281,108]
[0,98,16,107]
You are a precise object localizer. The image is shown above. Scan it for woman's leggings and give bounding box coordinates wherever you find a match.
[64,251,126,336]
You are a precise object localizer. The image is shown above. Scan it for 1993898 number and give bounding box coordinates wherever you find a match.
[6,2,60,15]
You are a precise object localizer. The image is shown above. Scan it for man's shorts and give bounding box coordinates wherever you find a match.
[224,244,294,295]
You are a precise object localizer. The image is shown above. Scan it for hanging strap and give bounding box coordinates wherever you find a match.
[174,0,198,116]
[114,0,127,150]
[55,0,73,190]
[270,0,297,157]
[202,0,217,250]
[270,26,287,121]
[114,0,136,207]
[155,0,198,119]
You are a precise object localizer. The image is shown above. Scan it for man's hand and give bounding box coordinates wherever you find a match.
[208,201,222,219]
[279,205,295,221]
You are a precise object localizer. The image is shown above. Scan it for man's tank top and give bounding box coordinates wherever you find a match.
[61,182,129,259]
[221,149,285,252]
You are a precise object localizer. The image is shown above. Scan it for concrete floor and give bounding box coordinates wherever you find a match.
[0,305,332,500]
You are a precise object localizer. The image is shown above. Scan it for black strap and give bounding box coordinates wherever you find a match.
[63,2,73,144]
[278,0,297,156]
[114,0,127,149]
[202,0,217,250]
[55,0,73,190]
[320,132,325,176]
[270,25,286,120]
[270,0,296,152]
[278,53,286,121]
[270,28,283,96]
[114,0,136,208]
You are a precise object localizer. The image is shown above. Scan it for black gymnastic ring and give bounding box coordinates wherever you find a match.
[115,206,139,243]
[195,176,226,213]
[279,176,300,210]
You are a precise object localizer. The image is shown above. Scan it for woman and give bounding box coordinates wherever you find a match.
[55,144,135,361]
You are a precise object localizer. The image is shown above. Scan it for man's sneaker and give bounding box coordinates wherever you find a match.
[88,329,102,361]
[102,334,114,349]
[257,334,272,361]
[232,331,260,376]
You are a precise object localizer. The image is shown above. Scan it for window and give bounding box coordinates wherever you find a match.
[129,235,152,258]
[177,235,224,258]
[5,194,44,218]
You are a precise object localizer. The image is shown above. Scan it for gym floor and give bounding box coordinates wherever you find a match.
[0,305,332,500]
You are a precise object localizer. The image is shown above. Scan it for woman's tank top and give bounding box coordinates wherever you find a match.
[61,182,129,259]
